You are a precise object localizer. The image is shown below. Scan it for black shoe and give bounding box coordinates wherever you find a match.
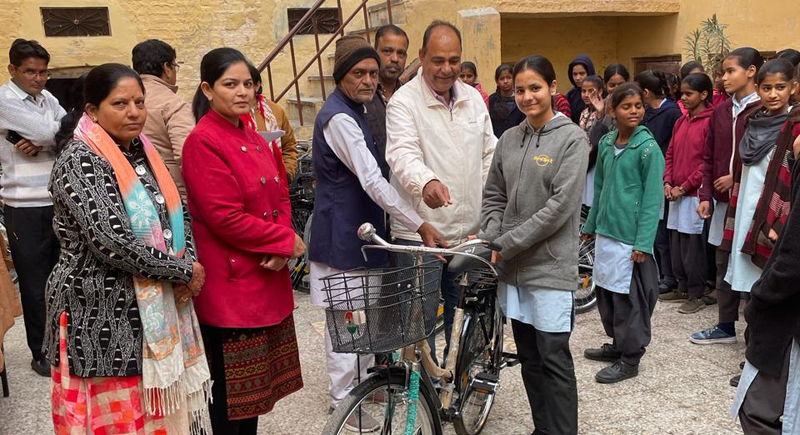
[31,359,50,377]
[730,374,740,387]
[595,360,639,384]
[584,343,621,362]
[658,279,677,294]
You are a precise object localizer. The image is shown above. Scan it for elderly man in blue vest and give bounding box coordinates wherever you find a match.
[386,21,496,362]
[308,35,445,428]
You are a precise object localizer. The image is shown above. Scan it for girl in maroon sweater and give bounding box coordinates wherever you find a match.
[661,73,714,313]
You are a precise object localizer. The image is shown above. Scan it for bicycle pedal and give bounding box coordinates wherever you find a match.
[470,372,499,395]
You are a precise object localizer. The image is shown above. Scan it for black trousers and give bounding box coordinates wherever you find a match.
[4,205,59,361]
[201,325,258,435]
[655,200,674,281]
[715,249,744,324]
[671,231,708,299]
[511,319,578,435]
[596,256,659,366]
[739,342,792,435]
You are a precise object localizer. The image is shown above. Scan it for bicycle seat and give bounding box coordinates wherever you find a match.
[447,246,493,274]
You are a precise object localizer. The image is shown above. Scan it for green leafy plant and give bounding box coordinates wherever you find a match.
[684,14,732,72]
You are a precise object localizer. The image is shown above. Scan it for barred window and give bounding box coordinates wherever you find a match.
[287,7,341,35]
[41,7,111,37]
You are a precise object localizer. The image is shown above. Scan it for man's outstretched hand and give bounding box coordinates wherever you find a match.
[418,223,450,248]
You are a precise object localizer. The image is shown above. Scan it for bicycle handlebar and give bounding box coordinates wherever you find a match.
[357,222,498,276]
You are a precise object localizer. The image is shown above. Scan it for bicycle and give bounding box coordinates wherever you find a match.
[575,205,596,314]
[321,223,517,435]
[289,141,314,293]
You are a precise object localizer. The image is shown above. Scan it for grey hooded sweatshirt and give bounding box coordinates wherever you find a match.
[479,113,589,290]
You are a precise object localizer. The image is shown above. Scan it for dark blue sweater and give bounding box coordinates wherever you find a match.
[642,98,682,155]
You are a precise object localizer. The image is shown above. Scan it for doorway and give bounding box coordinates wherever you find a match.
[45,66,94,111]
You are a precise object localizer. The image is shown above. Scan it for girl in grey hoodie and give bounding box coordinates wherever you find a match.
[479,55,589,435]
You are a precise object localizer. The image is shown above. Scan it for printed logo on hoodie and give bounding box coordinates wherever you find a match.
[532,154,554,166]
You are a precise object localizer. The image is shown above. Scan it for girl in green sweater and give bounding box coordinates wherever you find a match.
[581,83,665,383]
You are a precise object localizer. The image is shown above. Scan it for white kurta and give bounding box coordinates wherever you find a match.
[498,282,574,333]
[583,166,596,207]
[709,200,728,247]
[594,235,635,294]
[725,150,773,292]
[667,195,704,235]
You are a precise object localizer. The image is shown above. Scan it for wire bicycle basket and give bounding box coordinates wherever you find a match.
[323,260,442,354]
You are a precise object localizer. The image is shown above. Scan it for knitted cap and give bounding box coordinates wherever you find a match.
[333,36,380,84]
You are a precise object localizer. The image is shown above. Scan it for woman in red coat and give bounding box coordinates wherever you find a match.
[182,47,306,435]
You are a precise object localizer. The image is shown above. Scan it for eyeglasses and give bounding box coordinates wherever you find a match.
[171,63,181,71]
[21,69,52,79]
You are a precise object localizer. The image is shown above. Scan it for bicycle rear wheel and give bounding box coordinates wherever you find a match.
[576,205,597,313]
[322,372,441,435]
[575,235,597,313]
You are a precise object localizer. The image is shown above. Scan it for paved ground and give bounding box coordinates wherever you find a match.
[0,290,747,435]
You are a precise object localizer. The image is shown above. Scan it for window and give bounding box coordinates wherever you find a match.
[633,55,682,76]
[287,7,341,35]
[761,51,778,61]
[41,7,111,37]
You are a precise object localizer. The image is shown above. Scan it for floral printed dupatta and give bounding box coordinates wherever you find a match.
[73,114,211,431]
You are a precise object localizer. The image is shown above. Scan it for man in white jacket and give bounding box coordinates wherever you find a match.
[385,20,496,361]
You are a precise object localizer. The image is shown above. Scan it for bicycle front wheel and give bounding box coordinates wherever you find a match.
[322,372,441,435]
[453,306,501,435]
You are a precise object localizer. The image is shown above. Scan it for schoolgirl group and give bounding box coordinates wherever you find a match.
[465,47,800,434]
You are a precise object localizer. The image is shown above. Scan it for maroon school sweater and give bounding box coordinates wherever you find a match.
[699,98,761,203]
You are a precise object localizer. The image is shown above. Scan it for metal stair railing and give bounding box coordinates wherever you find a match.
[257,0,394,126]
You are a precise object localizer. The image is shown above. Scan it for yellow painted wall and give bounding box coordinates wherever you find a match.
[0,0,365,102]
[496,0,798,94]
[618,1,799,69]
[500,16,621,94]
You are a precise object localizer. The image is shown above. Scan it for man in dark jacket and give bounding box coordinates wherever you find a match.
[364,24,408,178]
[566,54,596,124]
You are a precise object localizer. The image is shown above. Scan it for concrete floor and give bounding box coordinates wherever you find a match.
[0,290,746,435]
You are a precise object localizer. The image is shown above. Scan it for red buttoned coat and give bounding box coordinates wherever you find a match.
[182,109,295,328]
